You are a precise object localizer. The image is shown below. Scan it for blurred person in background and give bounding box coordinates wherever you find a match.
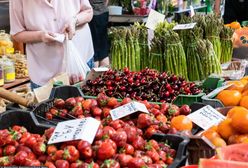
[214,0,248,24]
[89,0,110,68]
[9,0,94,89]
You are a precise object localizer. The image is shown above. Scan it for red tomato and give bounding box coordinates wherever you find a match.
[63,146,80,163]
[47,145,58,156]
[97,141,116,160]
[3,145,16,156]
[117,154,133,167]
[77,140,92,159]
[127,157,146,168]
[14,151,28,165]
[55,160,70,168]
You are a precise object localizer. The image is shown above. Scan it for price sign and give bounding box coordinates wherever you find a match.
[48,118,100,145]
[187,105,226,130]
[110,102,149,120]
[93,67,109,72]
[206,84,233,98]
[173,23,197,30]
[145,9,166,30]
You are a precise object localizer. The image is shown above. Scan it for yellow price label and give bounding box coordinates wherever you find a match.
[6,73,15,81]
[6,48,15,54]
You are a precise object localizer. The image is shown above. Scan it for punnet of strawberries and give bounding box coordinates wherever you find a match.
[81,68,202,103]
[45,93,192,136]
[0,123,177,167]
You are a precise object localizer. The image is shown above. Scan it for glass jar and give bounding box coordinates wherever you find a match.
[0,30,14,56]
[2,56,15,83]
[0,61,4,86]
[15,51,28,79]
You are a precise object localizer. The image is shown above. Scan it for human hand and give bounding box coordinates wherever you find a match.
[40,32,56,43]
[62,17,77,40]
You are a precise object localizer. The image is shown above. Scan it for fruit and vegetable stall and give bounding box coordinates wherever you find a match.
[1,9,248,168]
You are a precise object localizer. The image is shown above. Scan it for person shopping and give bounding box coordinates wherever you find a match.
[9,0,94,89]
[214,0,248,24]
[89,0,110,68]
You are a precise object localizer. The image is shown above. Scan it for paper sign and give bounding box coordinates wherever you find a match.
[145,9,165,30]
[48,118,100,145]
[190,6,195,17]
[173,23,197,30]
[187,105,226,130]
[53,33,65,43]
[206,84,233,98]
[110,102,149,120]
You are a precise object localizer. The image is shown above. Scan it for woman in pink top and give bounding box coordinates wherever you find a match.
[9,0,94,89]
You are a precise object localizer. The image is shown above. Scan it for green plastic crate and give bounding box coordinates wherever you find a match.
[202,77,225,91]
[173,93,206,107]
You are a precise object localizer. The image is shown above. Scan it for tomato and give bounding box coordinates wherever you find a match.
[124,126,137,143]
[55,160,70,168]
[46,113,53,120]
[148,164,163,168]
[97,141,116,160]
[0,156,13,166]
[123,144,134,155]
[63,146,80,163]
[145,126,157,139]
[137,114,157,129]
[132,136,145,150]
[16,145,32,154]
[54,98,65,109]
[3,145,16,156]
[101,159,120,168]
[117,154,133,167]
[38,155,47,162]
[102,107,111,118]
[141,155,153,164]
[24,159,41,166]
[92,107,103,117]
[168,104,180,116]
[14,151,28,165]
[52,150,64,161]
[82,99,92,111]
[12,126,27,134]
[127,157,146,168]
[146,150,160,162]
[166,156,174,165]
[112,130,127,147]
[150,108,161,116]
[134,150,145,158]
[77,140,92,159]
[102,126,116,139]
[148,140,160,151]
[45,161,56,168]
[25,136,37,148]
[158,150,167,162]
[47,145,58,156]
[32,141,46,156]
[109,120,125,130]
[107,97,118,108]
[65,97,77,109]
[27,152,36,160]
[121,97,132,105]
[95,126,103,140]
[160,103,169,115]
[19,132,31,144]
[44,127,55,140]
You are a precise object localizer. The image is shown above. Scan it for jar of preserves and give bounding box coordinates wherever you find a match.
[15,51,28,79]
[0,30,13,56]
[0,61,4,86]
[2,56,15,83]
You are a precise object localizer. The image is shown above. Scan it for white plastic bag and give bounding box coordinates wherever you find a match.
[64,36,90,85]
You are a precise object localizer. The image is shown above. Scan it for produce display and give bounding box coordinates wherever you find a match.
[44,93,193,135]
[81,68,202,102]
[0,125,178,167]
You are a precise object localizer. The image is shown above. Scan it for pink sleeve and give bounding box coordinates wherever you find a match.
[9,0,25,35]
[80,0,92,10]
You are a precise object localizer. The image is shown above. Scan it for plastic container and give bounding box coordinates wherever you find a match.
[202,77,225,91]
[108,6,123,15]
[14,51,28,79]
[2,56,15,83]
[173,93,206,107]
[0,110,51,134]
[151,134,190,168]
[0,30,13,56]
[201,95,224,108]
[0,62,4,86]
[49,85,84,99]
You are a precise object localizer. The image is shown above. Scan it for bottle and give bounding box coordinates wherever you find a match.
[2,56,15,83]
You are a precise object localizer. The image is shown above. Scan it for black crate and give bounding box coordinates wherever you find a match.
[151,134,190,168]
[49,86,84,100]
[0,110,51,134]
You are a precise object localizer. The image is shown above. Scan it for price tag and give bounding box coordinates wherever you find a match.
[173,23,197,30]
[187,105,226,130]
[110,102,149,120]
[145,9,165,30]
[206,84,233,98]
[48,118,100,145]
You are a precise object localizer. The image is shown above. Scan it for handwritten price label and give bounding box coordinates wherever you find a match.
[145,9,165,30]
[173,23,197,30]
[110,102,149,120]
[187,105,226,130]
[48,118,100,144]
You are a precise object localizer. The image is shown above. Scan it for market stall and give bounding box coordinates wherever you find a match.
[1,0,248,167]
